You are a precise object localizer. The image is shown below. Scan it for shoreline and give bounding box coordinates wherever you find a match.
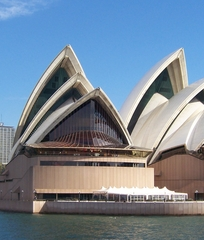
[1,200,204,215]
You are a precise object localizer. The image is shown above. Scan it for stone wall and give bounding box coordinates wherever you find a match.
[34,201,204,215]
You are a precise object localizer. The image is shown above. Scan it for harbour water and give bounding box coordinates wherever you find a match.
[0,212,204,239]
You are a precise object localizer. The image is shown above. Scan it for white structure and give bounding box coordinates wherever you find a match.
[120,48,204,164]
[0,123,15,164]
[94,186,188,202]
[11,46,204,165]
[1,45,153,208]
[3,44,204,207]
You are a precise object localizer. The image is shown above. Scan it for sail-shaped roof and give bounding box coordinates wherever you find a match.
[14,45,88,145]
[148,78,204,164]
[120,48,188,133]
[10,45,204,165]
[26,88,132,147]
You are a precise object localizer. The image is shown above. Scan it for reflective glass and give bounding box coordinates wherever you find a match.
[43,100,127,146]
[27,88,81,141]
[21,68,69,136]
[195,90,204,104]
[128,68,173,133]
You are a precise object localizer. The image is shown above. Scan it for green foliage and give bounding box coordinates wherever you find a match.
[0,164,6,174]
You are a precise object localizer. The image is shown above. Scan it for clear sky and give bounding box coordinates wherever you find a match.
[0,0,204,128]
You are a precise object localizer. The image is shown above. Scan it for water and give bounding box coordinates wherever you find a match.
[0,212,204,239]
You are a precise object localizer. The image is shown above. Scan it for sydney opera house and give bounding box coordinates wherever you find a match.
[1,45,204,205]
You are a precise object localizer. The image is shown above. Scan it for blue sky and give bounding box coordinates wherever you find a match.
[0,0,204,127]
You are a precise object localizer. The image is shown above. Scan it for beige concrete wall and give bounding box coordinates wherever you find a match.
[34,200,204,215]
[33,166,154,193]
[150,154,204,199]
[0,155,37,201]
[0,154,153,201]
[0,200,33,213]
[1,198,204,215]
[1,199,204,215]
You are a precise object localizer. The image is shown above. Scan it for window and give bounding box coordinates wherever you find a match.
[42,100,127,147]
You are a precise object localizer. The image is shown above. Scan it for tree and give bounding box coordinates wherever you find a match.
[0,163,6,174]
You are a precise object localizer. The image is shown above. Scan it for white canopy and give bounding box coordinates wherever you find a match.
[94,186,188,201]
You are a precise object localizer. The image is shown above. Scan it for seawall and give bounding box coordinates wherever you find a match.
[34,201,204,215]
[0,200,33,213]
[1,200,204,215]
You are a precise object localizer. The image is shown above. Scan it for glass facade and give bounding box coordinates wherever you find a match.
[195,90,204,104]
[128,68,174,134]
[22,68,70,136]
[26,88,81,141]
[43,100,127,147]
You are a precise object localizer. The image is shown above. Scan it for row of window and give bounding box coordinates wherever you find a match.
[40,161,145,167]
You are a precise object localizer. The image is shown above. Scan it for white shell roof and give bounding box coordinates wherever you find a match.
[120,48,188,127]
[11,46,204,165]
[130,93,168,145]
[132,78,204,151]
[149,100,204,164]
[26,88,132,146]
[14,45,87,145]
[9,73,94,161]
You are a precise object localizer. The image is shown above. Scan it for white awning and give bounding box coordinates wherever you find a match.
[94,186,188,200]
